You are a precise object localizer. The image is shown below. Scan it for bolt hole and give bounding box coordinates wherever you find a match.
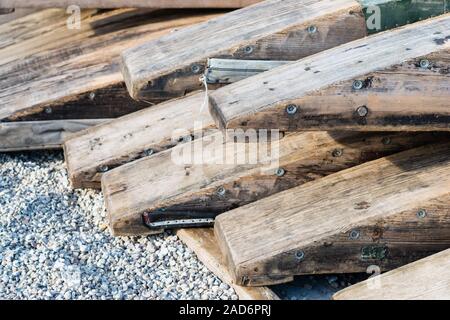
[216,186,226,197]
[382,137,392,145]
[286,104,298,115]
[332,149,343,157]
[307,25,317,34]
[417,209,427,219]
[352,80,364,90]
[356,106,369,117]
[275,168,285,177]
[349,230,360,240]
[244,45,254,54]
[419,59,430,69]
[191,64,202,74]
[295,250,305,261]
[98,165,109,173]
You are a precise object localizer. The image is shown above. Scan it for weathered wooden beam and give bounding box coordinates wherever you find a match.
[209,14,450,132]
[0,9,222,123]
[0,9,79,53]
[121,0,448,102]
[176,228,279,300]
[64,92,215,189]
[101,130,446,236]
[121,0,369,101]
[0,119,109,152]
[0,8,38,24]
[215,143,450,286]
[63,58,287,189]
[0,0,260,8]
[333,248,450,300]
[64,1,448,186]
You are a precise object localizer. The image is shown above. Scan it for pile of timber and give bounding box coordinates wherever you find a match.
[1,0,450,300]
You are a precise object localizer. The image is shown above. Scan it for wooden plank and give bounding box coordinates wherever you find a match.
[333,248,450,300]
[0,8,38,24]
[0,9,223,122]
[101,130,447,236]
[176,228,279,300]
[64,0,391,190]
[121,0,368,101]
[65,1,448,183]
[64,92,215,189]
[0,0,260,8]
[214,143,450,286]
[209,14,450,132]
[0,119,109,152]
[64,56,285,189]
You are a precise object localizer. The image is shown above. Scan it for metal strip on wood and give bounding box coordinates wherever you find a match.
[205,58,289,84]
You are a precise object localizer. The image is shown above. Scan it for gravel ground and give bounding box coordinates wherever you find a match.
[0,151,238,300]
[0,150,363,300]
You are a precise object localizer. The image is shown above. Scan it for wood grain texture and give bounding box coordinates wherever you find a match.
[0,119,109,152]
[101,131,447,236]
[176,228,279,300]
[0,0,260,8]
[121,0,366,101]
[215,143,450,286]
[0,8,38,24]
[209,14,450,132]
[64,92,214,189]
[65,2,372,191]
[0,8,223,122]
[333,248,450,300]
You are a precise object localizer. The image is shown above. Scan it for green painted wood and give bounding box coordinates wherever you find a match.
[359,0,448,33]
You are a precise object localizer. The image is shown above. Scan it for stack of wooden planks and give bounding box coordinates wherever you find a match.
[0,7,226,151]
[0,0,261,9]
[2,0,449,300]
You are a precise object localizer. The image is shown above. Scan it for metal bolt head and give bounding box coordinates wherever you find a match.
[183,135,194,143]
[295,250,305,261]
[244,45,254,54]
[144,149,154,157]
[382,137,392,145]
[349,230,360,240]
[419,59,430,69]
[352,80,364,90]
[191,64,202,74]
[417,209,427,219]
[332,149,343,157]
[216,186,226,196]
[275,168,285,177]
[99,165,109,173]
[286,104,298,115]
[307,25,317,34]
[356,106,369,117]
[88,92,96,100]
[44,107,52,114]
